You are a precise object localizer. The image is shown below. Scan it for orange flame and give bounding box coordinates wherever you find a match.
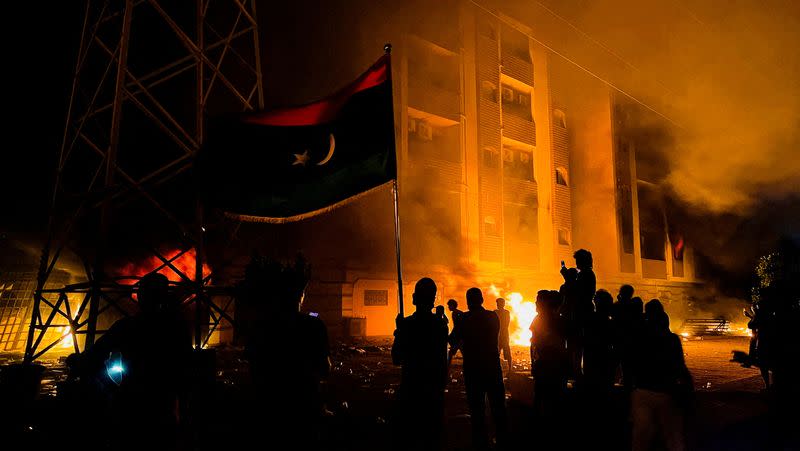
[490,285,538,346]
[115,248,211,284]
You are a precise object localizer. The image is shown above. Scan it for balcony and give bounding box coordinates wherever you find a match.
[501,53,534,86]
[408,80,460,122]
[503,178,538,207]
[503,112,536,146]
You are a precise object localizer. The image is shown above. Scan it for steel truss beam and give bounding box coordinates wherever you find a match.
[24,0,264,362]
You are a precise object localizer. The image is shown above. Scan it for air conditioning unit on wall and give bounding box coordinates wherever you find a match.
[408,117,417,133]
[417,120,433,141]
[502,87,514,102]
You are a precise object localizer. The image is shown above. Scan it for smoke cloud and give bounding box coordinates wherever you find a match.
[499,0,800,213]
[661,1,800,213]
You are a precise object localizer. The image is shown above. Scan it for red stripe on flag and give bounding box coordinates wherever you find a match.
[243,54,390,127]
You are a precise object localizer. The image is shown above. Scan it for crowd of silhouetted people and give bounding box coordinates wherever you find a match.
[52,249,800,450]
[391,249,698,451]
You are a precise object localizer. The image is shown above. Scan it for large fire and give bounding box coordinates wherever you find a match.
[506,292,537,346]
[60,326,74,349]
[489,285,538,346]
[115,248,211,284]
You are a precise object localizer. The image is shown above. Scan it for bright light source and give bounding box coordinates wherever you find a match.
[61,326,74,349]
[681,332,690,337]
[105,352,126,385]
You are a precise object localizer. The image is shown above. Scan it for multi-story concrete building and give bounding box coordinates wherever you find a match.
[221,0,702,338]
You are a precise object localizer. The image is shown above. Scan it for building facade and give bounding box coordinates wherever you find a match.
[294,2,699,337]
[226,0,703,338]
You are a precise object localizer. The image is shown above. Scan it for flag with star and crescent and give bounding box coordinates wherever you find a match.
[199,53,396,223]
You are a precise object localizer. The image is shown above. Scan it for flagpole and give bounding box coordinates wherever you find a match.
[384,43,404,318]
[393,179,404,318]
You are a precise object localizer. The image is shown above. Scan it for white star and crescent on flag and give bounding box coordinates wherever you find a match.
[291,133,336,167]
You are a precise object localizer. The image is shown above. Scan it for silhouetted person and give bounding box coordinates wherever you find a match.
[392,278,448,450]
[530,290,568,413]
[558,267,580,380]
[764,279,800,448]
[450,288,508,450]
[447,298,464,364]
[435,305,449,329]
[616,284,634,307]
[495,297,513,373]
[582,289,618,448]
[558,267,579,318]
[614,285,642,389]
[584,289,616,393]
[742,304,758,369]
[632,297,644,319]
[749,289,776,390]
[573,249,597,317]
[82,272,191,450]
[644,298,664,316]
[570,249,596,382]
[631,301,692,451]
[243,256,330,449]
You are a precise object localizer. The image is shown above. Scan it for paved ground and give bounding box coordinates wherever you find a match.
[3,336,796,450]
[682,336,763,392]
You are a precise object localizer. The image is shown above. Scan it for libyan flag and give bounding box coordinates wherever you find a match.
[199,54,396,223]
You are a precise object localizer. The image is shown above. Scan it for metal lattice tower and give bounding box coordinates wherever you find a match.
[24,0,263,362]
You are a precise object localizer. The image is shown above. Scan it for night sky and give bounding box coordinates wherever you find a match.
[2,3,82,237]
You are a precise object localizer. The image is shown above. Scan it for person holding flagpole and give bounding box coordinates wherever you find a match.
[391,278,448,450]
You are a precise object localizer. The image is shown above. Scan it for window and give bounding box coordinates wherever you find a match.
[638,184,666,261]
[558,228,571,245]
[407,38,461,93]
[483,147,499,168]
[556,167,568,186]
[615,138,635,254]
[501,26,531,62]
[364,290,389,306]
[669,228,685,277]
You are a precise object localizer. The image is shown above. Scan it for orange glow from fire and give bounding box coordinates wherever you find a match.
[116,248,211,284]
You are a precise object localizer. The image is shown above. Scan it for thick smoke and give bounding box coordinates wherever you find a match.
[660,2,800,213]
[505,0,800,292]
[500,0,800,213]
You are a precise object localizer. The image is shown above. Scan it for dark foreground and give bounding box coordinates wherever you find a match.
[3,336,795,450]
